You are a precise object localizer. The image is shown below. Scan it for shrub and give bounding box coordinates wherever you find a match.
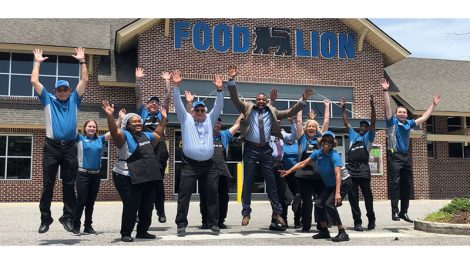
[440,198,470,214]
[424,211,452,223]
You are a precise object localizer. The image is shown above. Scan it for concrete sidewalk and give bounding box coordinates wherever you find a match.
[1,199,469,246]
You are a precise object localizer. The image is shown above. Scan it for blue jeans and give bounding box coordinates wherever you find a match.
[241,143,283,216]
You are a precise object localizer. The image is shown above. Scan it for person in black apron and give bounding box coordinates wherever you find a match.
[102,101,167,242]
[198,116,242,229]
[340,96,377,231]
[135,68,171,224]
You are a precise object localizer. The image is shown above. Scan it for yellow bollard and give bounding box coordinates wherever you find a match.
[237,162,243,203]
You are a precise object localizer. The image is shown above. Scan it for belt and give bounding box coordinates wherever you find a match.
[245,140,268,148]
[182,155,212,165]
[78,168,101,174]
[46,137,75,146]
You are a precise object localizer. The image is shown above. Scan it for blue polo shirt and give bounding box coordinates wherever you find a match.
[386,116,416,153]
[138,105,163,130]
[282,141,299,170]
[348,127,375,151]
[214,129,232,151]
[77,135,106,171]
[36,88,81,141]
[309,149,344,187]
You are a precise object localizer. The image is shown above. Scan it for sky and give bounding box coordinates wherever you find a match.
[371,19,470,61]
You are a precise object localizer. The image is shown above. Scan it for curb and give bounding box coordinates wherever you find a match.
[414,219,470,236]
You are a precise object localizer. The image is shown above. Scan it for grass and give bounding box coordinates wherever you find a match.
[424,198,470,223]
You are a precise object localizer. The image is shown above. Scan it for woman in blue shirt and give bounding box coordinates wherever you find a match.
[73,120,111,235]
[280,131,351,242]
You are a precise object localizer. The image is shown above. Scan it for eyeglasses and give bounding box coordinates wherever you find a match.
[194,108,206,113]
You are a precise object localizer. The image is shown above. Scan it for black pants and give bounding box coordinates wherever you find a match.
[176,156,218,228]
[388,152,413,214]
[74,171,101,229]
[284,173,302,223]
[315,178,351,226]
[299,177,324,230]
[273,160,294,223]
[39,139,78,223]
[199,176,229,225]
[154,163,167,217]
[113,172,157,237]
[348,177,375,225]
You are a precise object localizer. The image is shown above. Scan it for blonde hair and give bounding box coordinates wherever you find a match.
[304,119,320,133]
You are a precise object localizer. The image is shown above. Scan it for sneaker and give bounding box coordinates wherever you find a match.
[121,236,134,242]
[58,216,73,232]
[72,228,81,236]
[83,226,98,235]
[136,232,156,239]
[312,230,331,239]
[332,232,350,242]
[177,226,186,236]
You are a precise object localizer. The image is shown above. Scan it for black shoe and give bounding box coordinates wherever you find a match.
[392,212,400,221]
[353,224,364,232]
[292,193,301,213]
[200,223,209,229]
[312,230,331,239]
[367,221,376,230]
[121,236,134,242]
[399,212,414,223]
[177,226,186,236]
[210,225,220,233]
[294,220,302,229]
[59,216,73,232]
[218,223,227,229]
[158,213,167,223]
[332,232,350,242]
[72,228,81,236]
[269,223,286,231]
[83,226,98,235]
[136,232,156,239]
[301,228,310,233]
[38,219,53,234]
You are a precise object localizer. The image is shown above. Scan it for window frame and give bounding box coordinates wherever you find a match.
[0,134,33,180]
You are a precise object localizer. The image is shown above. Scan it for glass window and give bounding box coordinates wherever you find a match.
[331,102,352,118]
[465,144,470,159]
[0,52,9,73]
[174,131,183,161]
[99,141,109,180]
[39,76,57,94]
[467,117,470,128]
[58,56,80,76]
[311,102,325,118]
[427,142,435,158]
[426,117,434,133]
[223,98,239,114]
[0,74,8,95]
[202,97,215,111]
[11,53,33,74]
[272,100,288,111]
[0,135,32,180]
[449,143,463,158]
[447,117,462,132]
[10,75,32,96]
[39,55,57,76]
[8,136,32,156]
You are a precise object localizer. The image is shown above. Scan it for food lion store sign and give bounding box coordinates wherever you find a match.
[174,20,355,59]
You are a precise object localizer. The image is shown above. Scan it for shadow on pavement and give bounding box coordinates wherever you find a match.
[39,239,81,246]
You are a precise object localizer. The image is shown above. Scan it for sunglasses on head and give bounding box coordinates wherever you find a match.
[194,108,206,113]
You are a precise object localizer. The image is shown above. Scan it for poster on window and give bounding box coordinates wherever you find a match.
[369,144,382,175]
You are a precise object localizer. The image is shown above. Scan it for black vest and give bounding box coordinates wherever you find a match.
[126,133,162,184]
[346,140,371,179]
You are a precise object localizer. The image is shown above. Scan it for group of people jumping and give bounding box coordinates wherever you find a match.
[33,48,441,242]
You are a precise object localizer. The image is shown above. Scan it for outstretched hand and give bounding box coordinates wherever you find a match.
[228,65,238,79]
[172,69,182,85]
[33,49,48,63]
[303,88,313,100]
[135,67,145,80]
[161,71,171,81]
[433,95,441,106]
[184,90,194,103]
[380,78,389,91]
[118,108,127,119]
[213,74,223,91]
[270,88,278,103]
[279,170,290,177]
[339,97,346,109]
[101,100,115,116]
[160,106,167,119]
[72,47,86,62]
[308,110,316,120]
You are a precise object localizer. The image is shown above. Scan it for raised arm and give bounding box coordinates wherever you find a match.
[183,90,195,114]
[268,88,278,106]
[281,116,297,142]
[31,49,48,95]
[369,95,377,131]
[340,97,350,129]
[73,47,88,97]
[415,95,441,126]
[227,65,249,114]
[115,108,127,129]
[209,74,224,125]
[279,157,313,177]
[228,113,244,136]
[135,67,145,112]
[320,99,330,133]
[276,88,313,120]
[381,78,393,121]
[152,107,167,147]
[295,110,304,139]
[161,71,172,109]
[101,101,125,148]
[171,69,188,122]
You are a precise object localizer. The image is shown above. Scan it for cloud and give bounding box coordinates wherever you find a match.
[372,19,470,60]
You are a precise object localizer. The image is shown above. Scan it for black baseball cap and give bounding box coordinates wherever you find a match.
[147,96,160,103]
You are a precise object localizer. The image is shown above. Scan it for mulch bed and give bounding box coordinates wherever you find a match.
[450,212,470,224]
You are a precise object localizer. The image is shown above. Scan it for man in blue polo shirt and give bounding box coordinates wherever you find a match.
[32,48,88,234]
[381,78,440,223]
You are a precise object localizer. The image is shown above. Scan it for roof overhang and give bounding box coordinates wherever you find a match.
[340,18,411,66]
[115,18,163,53]
[0,43,108,56]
